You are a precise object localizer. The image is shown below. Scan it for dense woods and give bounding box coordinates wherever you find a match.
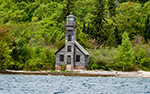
[1,0,150,71]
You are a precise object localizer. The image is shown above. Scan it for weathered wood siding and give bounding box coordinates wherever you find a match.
[55,47,65,65]
[75,46,85,66]
[85,55,89,67]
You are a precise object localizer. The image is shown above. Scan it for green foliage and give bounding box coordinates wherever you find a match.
[12,1,28,11]
[108,0,116,17]
[113,2,144,41]
[0,25,14,70]
[76,21,89,48]
[57,0,75,23]
[114,32,133,71]
[88,47,116,70]
[35,0,52,4]
[33,4,52,20]
[106,31,118,47]
[0,40,13,70]
[73,0,94,19]
[24,2,40,21]
[90,0,108,45]
[41,18,65,46]
[143,14,150,43]
[24,47,56,71]
[1,0,150,71]
[133,45,147,64]
[33,2,61,21]
[117,0,149,3]
[141,58,150,71]
[14,0,35,3]
[91,63,99,70]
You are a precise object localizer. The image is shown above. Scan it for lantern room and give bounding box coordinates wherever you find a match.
[66,12,76,25]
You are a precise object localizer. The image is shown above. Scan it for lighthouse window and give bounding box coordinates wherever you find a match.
[68,17,74,21]
[68,35,71,41]
[68,30,72,32]
[67,46,71,52]
[76,55,80,62]
[60,55,64,61]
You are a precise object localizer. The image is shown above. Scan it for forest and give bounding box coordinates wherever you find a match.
[1,0,150,71]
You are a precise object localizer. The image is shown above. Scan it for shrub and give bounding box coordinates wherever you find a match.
[88,47,116,70]
[60,64,66,71]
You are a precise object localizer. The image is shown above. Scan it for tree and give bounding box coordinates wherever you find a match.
[108,0,116,17]
[24,2,40,21]
[138,0,148,4]
[72,0,95,19]
[90,0,108,46]
[143,14,150,43]
[0,25,14,70]
[112,2,144,42]
[106,31,118,47]
[57,0,75,23]
[133,44,147,65]
[114,26,121,44]
[0,40,13,70]
[114,32,133,71]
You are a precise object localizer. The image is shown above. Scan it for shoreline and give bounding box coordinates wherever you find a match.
[0,70,150,78]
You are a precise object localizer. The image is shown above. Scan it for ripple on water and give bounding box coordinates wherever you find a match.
[0,75,150,94]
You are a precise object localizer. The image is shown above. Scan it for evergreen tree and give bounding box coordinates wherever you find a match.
[90,0,107,45]
[57,0,75,23]
[106,31,118,47]
[114,32,133,71]
[108,0,116,17]
[114,26,121,44]
[133,44,147,65]
[82,21,86,33]
[0,25,14,70]
[143,14,150,43]
[118,0,129,3]
[138,0,148,3]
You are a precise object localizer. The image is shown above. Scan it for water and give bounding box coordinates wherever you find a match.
[0,74,150,94]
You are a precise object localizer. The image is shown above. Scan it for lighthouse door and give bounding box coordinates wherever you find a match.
[66,55,71,71]
[67,55,71,64]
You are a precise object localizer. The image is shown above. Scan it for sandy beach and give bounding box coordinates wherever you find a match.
[0,69,150,78]
[74,70,150,78]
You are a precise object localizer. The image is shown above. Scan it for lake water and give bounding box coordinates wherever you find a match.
[0,74,150,94]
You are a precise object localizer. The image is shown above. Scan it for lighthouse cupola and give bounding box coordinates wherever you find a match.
[66,12,76,26]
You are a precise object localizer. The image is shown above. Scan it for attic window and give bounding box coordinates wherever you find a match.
[76,55,80,62]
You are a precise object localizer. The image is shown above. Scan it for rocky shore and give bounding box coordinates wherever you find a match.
[0,70,150,78]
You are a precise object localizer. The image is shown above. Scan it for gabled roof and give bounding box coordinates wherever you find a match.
[54,45,65,54]
[54,41,90,56]
[75,41,90,56]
